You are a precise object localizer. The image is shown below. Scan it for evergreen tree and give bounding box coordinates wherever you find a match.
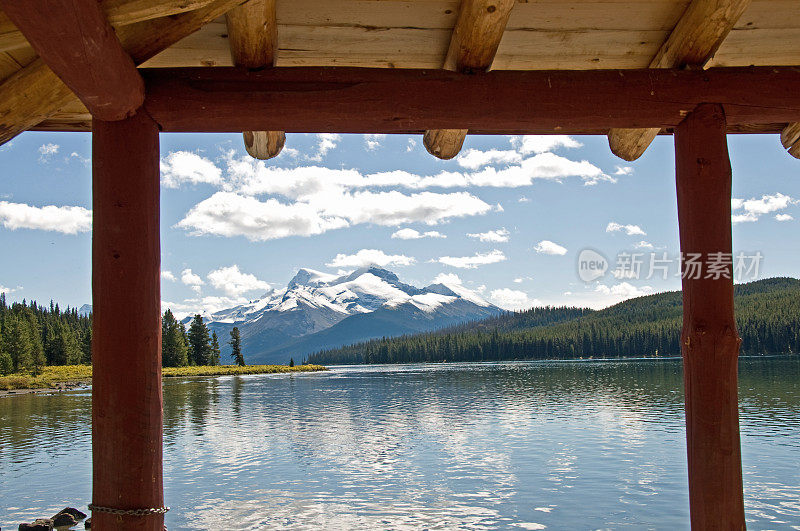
[229,327,245,367]
[187,314,212,366]
[162,310,189,367]
[289,357,295,367]
[4,316,32,372]
[80,328,92,364]
[210,332,221,366]
[0,326,11,375]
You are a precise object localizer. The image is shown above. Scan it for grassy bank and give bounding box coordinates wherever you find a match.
[0,364,327,391]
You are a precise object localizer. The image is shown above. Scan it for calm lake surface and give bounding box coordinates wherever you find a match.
[1,357,799,530]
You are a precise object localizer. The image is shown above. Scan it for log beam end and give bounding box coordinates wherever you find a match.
[608,127,661,161]
[423,129,468,160]
[243,130,285,160]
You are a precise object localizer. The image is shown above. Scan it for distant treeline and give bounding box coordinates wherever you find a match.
[0,294,244,375]
[0,294,92,375]
[308,278,800,365]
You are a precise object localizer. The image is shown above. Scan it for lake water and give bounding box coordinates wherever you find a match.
[1,357,799,530]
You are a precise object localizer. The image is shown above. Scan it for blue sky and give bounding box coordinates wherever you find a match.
[1,130,798,317]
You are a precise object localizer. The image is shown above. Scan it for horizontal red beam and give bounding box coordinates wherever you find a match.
[1,0,143,121]
[142,66,800,134]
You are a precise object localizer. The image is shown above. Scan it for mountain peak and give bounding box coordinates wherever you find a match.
[287,268,338,289]
[344,266,399,284]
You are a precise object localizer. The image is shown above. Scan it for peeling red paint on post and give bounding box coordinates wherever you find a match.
[674,103,746,530]
[92,109,163,530]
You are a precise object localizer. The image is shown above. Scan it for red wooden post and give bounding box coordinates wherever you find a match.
[92,109,164,530]
[674,103,746,529]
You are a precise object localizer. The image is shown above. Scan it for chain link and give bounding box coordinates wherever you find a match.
[88,504,170,516]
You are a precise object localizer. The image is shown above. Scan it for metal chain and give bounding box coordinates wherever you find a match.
[88,504,170,516]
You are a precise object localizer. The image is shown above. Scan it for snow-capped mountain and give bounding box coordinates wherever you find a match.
[188,266,501,364]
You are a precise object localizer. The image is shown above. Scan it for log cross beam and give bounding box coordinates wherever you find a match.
[607,0,752,161]
[0,0,144,121]
[226,0,285,160]
[140,66,800,134]
[674,103,745,528]
[423,0,515,160]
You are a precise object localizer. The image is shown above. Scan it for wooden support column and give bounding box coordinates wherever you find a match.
[674,103,745,529]
[92,109,163,530]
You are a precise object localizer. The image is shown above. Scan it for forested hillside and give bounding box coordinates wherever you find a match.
[308,278,800,365]
[0,296,230,375]
[0,294,92,375]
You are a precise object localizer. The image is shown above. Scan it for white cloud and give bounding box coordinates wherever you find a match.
[162,296,250,320]
[606,222,646,236]
[533,240,567,255]
[0,285,19,294]
[457,148,521,169]
[632,240,655,249]
[326,249,416,268]
[177,192,350,241]
[432,272,463,286]
[308,133,341,161]
[38,143,59,162]
[614,166,633,175]
[490,288,541,311]
[467,228,510,243]
[594,282,654,299]
[207,265,270,297]
[181,269,205,294]
[510,135,582,154]
[391,228,446,240]
[775,213,793,221]
[406,138,417,152]
[177,190,490,241]
[160,151,223,188]
[732,193,797,223]
[559,282,655,309]
[518,196,530,203]
[69,152,90,166]
[161,271,177,282]
[364,134,386,150]
[0,201,91,234]
[436,249,506,269]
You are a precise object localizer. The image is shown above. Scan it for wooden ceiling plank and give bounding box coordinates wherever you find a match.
[607,0,752,161]
[0,0,217,54]
[226,0,285,160]
[0,0,245,145]
[425,0,515,160]
[0,0,144,121]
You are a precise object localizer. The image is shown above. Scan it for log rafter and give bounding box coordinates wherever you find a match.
[225,0,285,160]
[607,0,752,161]
[423,0,515,160]
[0,0,246,146]
[0,0,144,121]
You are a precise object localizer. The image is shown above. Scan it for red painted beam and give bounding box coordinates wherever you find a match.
[674,103,745,529]
[1,0,144,121]
[141,66,800,134]
[92,110,163,530]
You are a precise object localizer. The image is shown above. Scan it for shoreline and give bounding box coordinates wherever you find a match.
[0,364,327,397]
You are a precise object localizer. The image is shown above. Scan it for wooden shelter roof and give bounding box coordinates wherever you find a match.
[1,0,800,159]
